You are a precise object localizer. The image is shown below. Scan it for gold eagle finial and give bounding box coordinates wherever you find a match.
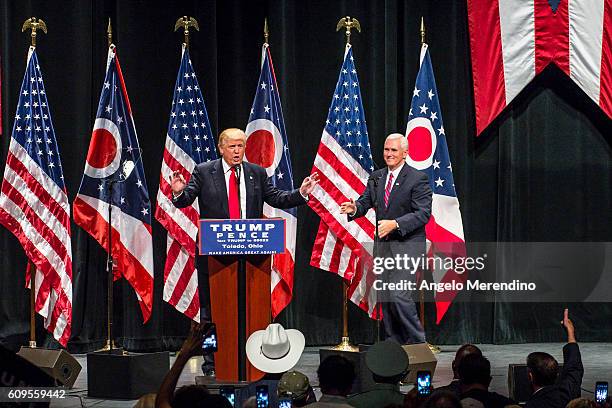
[174,16,200,47]
[22,17,48,47]
[336,16,361,44]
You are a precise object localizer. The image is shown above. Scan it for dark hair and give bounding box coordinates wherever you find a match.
[172,384,211,408]
[424,390,462,408]
[452,344,482,378]
[457,354,491,386]
[527,352,559,387]
[317,355,355,394]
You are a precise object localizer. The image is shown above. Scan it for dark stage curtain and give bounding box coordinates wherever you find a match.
[1,0,610,352]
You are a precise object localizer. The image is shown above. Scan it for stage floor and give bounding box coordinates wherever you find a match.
[51,343,611,407]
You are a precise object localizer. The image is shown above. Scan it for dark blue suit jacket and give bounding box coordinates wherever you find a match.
[172,158,305,217]
[349,163,432,243]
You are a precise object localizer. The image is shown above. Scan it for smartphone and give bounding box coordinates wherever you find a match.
[220,386,235,407]
[202,323,218,352]
[256,384,269,408]
[416,370,432,396]
[596,381,608,404]
[278,397,292,408]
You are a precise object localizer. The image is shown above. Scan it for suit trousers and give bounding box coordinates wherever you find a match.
[378,241,426,344]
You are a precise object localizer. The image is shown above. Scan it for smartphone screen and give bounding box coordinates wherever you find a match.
[256,384,269,408]
[416,370,432,396]
[202,324,218,352]
[220,386,235,407]
[278,398,292,408]
[596,382,608,403]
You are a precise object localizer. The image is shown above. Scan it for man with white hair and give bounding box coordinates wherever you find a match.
[341,133,432,344]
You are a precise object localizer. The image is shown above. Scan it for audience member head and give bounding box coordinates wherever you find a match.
[424,390,463,408]
[460,398,485,408]
[457,354,491,389]
[566,398,598,408]
[278,370,316,406]
[452,344,482,379]
[242,396,257,408]
[245,323,305,374]
[171,384,211,408]
[526,352,559,390]
[317,355,355,396]
[365,340,409,384]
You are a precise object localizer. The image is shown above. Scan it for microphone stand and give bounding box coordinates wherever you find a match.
[99,156,138,354]
[234,164,247,379]
[370,176,383,342]
[99,178,123,354]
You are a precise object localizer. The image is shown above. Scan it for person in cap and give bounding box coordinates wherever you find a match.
[277,370,317,406]
[240,323,306,407]
[348,340,408,408]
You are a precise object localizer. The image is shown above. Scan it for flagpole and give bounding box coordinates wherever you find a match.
[21,17,47,349]
[417,17,441,354]
[29,262,37,348]
[332,17,361,353]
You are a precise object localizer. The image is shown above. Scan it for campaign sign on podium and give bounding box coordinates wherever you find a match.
[199,218,286,255]
[199,218,286,382]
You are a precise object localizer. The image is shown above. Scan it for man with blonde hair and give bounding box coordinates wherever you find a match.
[169,128,318,375]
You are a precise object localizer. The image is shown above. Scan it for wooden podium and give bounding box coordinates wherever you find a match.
[209,255,270,381]
[200,219,285,382]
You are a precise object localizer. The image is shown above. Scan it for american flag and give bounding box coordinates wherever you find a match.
[309,45,379,318]
[467,0,612,134]
[0,47,72,346]
[155,45,216,322]
[406,43,466,323]
[245,43,296,318]
[73,46,154,322]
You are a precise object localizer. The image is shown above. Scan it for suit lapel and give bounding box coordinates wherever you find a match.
[385,163,409,210]
[377,168,388,210]
[243,162,256,218]
[212,159,229,217]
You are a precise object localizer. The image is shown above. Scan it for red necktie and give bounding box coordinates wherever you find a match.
[384,172,394,208]
[228,166,240,219]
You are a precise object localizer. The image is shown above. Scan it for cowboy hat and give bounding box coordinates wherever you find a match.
[245,323,305,373]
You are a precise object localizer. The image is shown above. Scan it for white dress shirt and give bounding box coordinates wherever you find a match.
[222,159,247,218]
[384,161,405,194]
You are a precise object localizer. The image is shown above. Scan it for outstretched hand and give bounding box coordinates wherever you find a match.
[340,198,356,215]
[299,172,320,196]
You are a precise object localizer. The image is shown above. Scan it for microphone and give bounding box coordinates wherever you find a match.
[234,164,242,218]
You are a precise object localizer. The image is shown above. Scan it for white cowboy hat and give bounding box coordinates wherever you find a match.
[245,323,305,373]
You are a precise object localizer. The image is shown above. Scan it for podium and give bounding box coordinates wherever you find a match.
[200,219,285,382]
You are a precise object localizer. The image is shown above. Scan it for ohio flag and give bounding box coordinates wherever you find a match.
[406,43,466,323]
[245,44,296,317]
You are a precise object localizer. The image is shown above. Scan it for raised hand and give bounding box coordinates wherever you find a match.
[560,308,576,343]
[169,170,186,194]
[299,172,320,196]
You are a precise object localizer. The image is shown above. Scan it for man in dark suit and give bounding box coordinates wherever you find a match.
[169,128,319,375]
[340,133,432,344]
[525,309,583,408]
[170,128,318,215]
